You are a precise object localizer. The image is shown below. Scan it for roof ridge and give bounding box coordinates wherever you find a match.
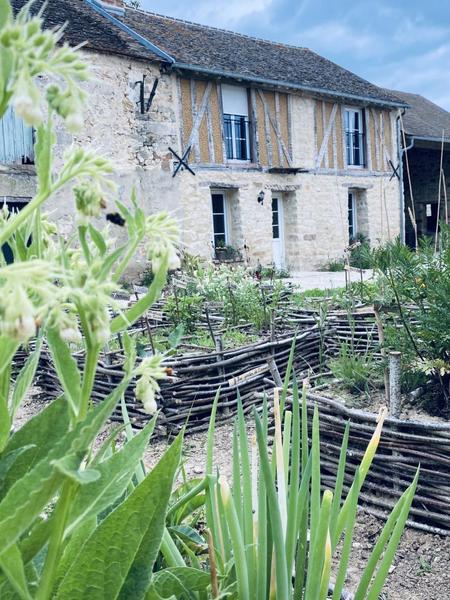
[124,5,309,52]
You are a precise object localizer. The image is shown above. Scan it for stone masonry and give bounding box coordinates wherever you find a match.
[1,47,402,274]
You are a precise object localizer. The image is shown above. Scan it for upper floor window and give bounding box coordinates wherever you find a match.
[221,84,251,161]
[344,108,365,167]
[0,106,34,165]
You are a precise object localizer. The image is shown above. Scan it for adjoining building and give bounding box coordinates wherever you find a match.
[387,90,450,248]
[3,0,407,272]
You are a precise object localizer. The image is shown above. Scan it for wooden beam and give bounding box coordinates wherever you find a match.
[315,102,338,169]
[257,89,293,167]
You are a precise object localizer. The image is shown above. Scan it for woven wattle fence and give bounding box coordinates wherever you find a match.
[293,392,450,535]
[30,304,450,534]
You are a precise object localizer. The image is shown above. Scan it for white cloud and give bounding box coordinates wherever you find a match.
[140,0,273,28]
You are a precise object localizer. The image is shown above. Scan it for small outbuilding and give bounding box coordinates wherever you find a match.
[390,90,450,247]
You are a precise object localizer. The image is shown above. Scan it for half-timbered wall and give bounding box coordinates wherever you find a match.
[178,77,292,168]
[314,100,394,171]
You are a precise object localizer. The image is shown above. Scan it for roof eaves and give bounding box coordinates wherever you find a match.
[405,133,450,145]
[174,62,408,109]
[85,0,175,63]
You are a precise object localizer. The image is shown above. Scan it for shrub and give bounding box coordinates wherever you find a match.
[349,233,375,269]
[329,343,380,394]
[373,232,450,407]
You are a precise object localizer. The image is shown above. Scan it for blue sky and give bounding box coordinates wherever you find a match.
[138,0,450,110]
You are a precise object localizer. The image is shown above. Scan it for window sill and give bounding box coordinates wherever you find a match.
[0,163,36,176]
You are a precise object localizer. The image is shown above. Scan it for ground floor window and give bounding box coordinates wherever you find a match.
[211,192,228,247]
[348,191,357,240]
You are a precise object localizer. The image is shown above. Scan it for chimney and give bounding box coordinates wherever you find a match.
[95,1,125,16]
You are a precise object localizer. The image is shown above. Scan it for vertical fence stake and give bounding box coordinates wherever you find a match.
[389,351,402,492]
[389,351,402,418]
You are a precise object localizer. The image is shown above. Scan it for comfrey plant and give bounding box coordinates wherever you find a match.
[0,2,203,598]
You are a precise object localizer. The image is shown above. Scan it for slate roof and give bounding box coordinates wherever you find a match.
[12,0,405,108]
[118,8,405,107]
[387,90,450,142]
[10,0,159,61]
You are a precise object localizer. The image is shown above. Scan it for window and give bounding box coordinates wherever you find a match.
[211,193,228,247]
[272,197,280,239]
[348,192,357,239]
[221,84,251,161]
[344,108,365,167]
[0,106,34,165]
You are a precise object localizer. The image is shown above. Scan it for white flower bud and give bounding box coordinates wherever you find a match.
[65,110,84,134]
[142,387,158,415]
[60,327,82,344]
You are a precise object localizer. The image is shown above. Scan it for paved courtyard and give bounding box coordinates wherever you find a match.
[287,269,374,291]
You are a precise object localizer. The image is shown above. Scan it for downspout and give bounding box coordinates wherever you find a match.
[396,109,415,243]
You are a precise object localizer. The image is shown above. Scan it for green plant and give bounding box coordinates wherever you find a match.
[0,3,201,597]
[329,343,380,394]
[205,377,418,600]
[373,232,450,407]
[165,292,204,333]
[349,233,375,270]
[323,258,346,272]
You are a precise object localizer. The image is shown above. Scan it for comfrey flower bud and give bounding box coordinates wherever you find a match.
[74,182,107,224]
[1,286,37,342]
[134,354,167,415]
[14,74,43,126]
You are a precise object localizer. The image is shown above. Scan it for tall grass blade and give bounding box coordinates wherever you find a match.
[365,468,420,600]
[219,477,250,600]
[255,410,290,600]
[285,378,301,575]
[330,421,350,547]
[335,408,386,541]
[332,469,360,600]
[305,489,333,600]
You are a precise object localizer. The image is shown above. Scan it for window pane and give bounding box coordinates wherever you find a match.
[348,193,355,238]
[273,224,279,239]
[223,116,233,160]
[214,233,226,246]
[212,194,224,214]
[213,213,225,235]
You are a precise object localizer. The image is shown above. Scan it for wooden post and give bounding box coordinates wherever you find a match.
[215,336,229,415]
[389,351,402,492]
[389,351,402,418]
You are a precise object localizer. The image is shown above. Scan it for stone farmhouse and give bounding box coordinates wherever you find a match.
[4,0,409,271]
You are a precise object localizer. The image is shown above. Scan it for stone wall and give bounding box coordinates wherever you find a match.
[1,47,402,274]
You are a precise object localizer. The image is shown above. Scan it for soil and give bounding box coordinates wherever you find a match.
[17,389,450,599]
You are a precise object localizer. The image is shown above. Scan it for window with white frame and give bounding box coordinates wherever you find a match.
[211,192,228,247]
[344,108,365,167]
[348,191,357,239]
[221,84,251,161]
[0,106,34,165]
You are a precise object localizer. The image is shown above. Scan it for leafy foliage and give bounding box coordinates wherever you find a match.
[329,343,380,394]
[205,378,419,599]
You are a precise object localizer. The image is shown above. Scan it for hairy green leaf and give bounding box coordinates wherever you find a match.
[147,567,210,599]
[10,338,42,420]
[46,329,82,417]
[56,432,183,600]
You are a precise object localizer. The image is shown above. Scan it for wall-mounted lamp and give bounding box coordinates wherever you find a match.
[257,190,265,205]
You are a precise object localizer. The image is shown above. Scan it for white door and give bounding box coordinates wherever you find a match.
[272,197,285,268]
